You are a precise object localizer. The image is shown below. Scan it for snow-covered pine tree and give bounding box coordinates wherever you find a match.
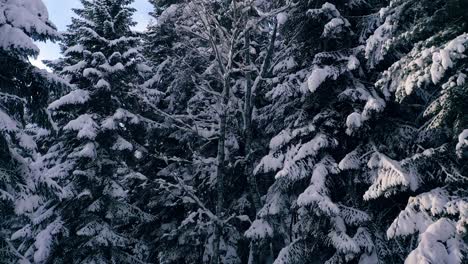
[0,0,67,262]
[340,0,468,262]
[247,1,401,263]
[9,0,159,263]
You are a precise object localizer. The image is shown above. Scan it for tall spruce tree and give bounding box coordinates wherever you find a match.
[9,0,159,263]
[246,1,404,263]
[0,0,66,262]
[345,0,468,262]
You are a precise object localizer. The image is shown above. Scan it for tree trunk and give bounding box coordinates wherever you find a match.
[244,30,263,213]
[245,21,278,264]
[212,75,231,264]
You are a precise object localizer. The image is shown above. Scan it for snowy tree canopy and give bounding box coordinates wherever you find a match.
[1,0,467,263]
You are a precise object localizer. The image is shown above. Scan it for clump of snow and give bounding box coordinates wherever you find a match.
[0,0,59,56]
[112,136,133,151]
[74,142,97,159]
[34,218,63,263]
[83,67,101,78]
[0,24,38,54]
[276,12,288,26]
[104,181,127,199]
[307,66,335,93]
[18,132,37,150]
[124,172,147,181]
[14,194,42,215]
[339,148,363,171]
[296,157,340,216]
[63,60,87,74]
[11,225,32,241]
[431,33,468,84]
[95,79,110,90]
[101,109,139,130]
[254,152,285,175]
[364,153,418,200]
[322,17,348,38]
[361,97,385,120]
[456,73,466,86]
[345,112,362,135]
[0,109,18,132]
[100,62,124,73]
[269,129,293,150]
[456,129,468,158]
[365,12,396,69]
[244,219,273,240]
[63,44,84,55]
[64,114,98,140]
[134,150,143,159]
[404,219,463,264]
[48,89,90,110]
[347,55,360,70]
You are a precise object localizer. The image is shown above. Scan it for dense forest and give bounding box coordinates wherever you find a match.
[0,0,467,263]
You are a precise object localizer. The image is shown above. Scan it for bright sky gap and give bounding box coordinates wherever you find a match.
[30,0,152,69]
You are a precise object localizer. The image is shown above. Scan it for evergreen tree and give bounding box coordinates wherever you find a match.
[247,1,401,263]
[0,0,65,262]
[346,0,468,262]
[10,0,158,263]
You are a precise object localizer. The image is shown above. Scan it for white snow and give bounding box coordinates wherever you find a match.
[404,219,463,264]
[100,62,125,73]
[347,55,360,70]
[34,218,63,263]
[365,14,395,69]
[456,129,468,157]
[83,67,101,78]
[244,219,273,240]
[339,149,362,170]
[293,133,329,163]
[75,142,97,159]
[296,157,340,216]
[440,49,453,69]
[322,18,346,38]
[102,109,139,130]
[307,66,335,93]
[456,73,466,86]
[0,24,38,54]
[95,79,110,89]
[276,12,288,26]
[269,129,292,150]
[104,181,127,199]
[134,150,143,159]
[18,132,37,150]
[0,0,58,55]
[0,108,18,132]
[346,112,362,135]
[14,194,41,215]
[364,153,419,200]
[254,152,285,175]
[431,34,468,84]
[64,114,98,140]
[63,60,87,74]
[112,136,133,151]
[48,89,90,110]
[64,44,84,55]
[11,225,32,240]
